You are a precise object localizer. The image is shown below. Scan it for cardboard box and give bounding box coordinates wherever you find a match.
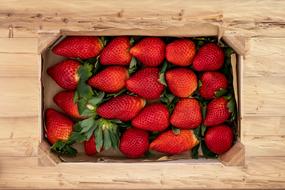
[38,23,245,166]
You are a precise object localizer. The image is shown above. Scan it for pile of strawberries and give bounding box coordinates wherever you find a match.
[45,36,237,159]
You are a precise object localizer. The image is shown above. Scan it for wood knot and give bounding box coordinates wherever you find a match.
[117,9,124,18]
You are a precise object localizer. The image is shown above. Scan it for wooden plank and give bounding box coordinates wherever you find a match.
[244,135,285,157]
[243,76,285,116]
[0,38,38,54]
[0,156,38,167]
[0,77,39,117]
[0,117,38,139]
[242,116,285,136]
[245,38,285,77]
[0,138,38,157]
[0,0,284,37]
[0,53,39,77]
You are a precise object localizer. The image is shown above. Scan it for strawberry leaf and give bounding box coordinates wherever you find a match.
[68,131,87,143]
[94,126,103,152]
[172,128,180,135]
[51,140,77,156]
[201,141,217,158]
[73,91,79,103]
[88,92,105,106]
[128,57,138,74]
[103,130,112,150]
[201,124,207,137]
[130,37,135,46]
[215,88,228,98]
[158,61,168,86]
[202,104,207,119]
[191,144,200,159]
[227,98,236,113]
[80,117,95,133]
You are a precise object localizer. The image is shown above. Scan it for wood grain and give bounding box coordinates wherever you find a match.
[0,0,284,189]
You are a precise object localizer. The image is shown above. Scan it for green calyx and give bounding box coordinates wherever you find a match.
[158,61,168,86]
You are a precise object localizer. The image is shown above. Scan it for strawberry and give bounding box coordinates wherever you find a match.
[126,67,165,99]
[97,95,145,121]
[132,103,169,132]
[204,97,232,126]
[52,36,103,59]
[150,129,199,155]
[88,66,129,93]
[193,43,224,71]
[166,39,196,66]
[100,36,132,65]
[119,128,149,158]
[45,109,73,145]
[165,68,197,98]
[199,72,228,99]
[205,124,234,154]
[84,135,98,156]
[130,37,165,67]
[47,60,80,90]
[170,98,202,129]
[54,91,82,119]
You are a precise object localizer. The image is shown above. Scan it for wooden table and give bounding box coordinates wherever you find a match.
[0,0,284,189]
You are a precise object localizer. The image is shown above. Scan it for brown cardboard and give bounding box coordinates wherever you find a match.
[39,24,245,166]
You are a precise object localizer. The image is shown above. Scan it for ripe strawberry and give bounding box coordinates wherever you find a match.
[88,66,129,93]
[47,60,80,90]
[205,124,234,154]
[199,72,228,99]
[54,91,82,119]
[97,95,145,121]
[132,103,169,132]
[45,109,73,145]
[100,36,132,65]
[126,67,165,99]
[84,135,98,156]
[193,43,224,71]
[166,39,196,66]
[52,36,103,59]
[170,98,202,129]
[130,37,165,67]
[119,128,149,158]
[150,129,199,155]
[204,97,231,126]
[165,68,197,98]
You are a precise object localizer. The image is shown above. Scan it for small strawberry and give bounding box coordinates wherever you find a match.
[45,109,73,145]
[47,60,80,90]
[204,97,232,126]
[193,43,224,71]
[165,68,197,98]
[119,128,149,158]
[132,103,169,132]
[84,135,98,156]
[130,37,165,67]
[170,98,202,129]
[97,95,145,121]
[150,129,199,155]
[205,124,234,154]
[100,36,132,65]
[166,39,196,66]
[199,72,228,99]
[88,66,129,93]
[126,67,165,99]
[52,36,103,59]
[54,91,82,119]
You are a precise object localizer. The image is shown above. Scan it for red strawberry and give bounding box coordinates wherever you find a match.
[45,109,73,144]
[119,128,149,158]
[204,97,232,126]
[130,37,165,67]
[150,129,199,155]
[126,67,165,99]
[166,39,196,66]
[170,98,202,129]
[193,43,224,71]
[88,66,129,93]
[97,95,145,121]
[54,91,82,119]
[205,124,234,154]
[132,103,169,132]
[52,36,103,59]
[100,36,132,65]
[84,135,98,156]
[199,72,228,99]
[47,60,80,90]
[165,68,197,98]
